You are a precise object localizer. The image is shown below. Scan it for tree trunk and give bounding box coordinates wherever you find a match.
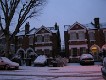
[5,35,10,58]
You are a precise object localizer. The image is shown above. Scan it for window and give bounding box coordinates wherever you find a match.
[71,48,77,57]
[104,31,106,41]
[70,32,77,40]
[18,37,23,45]
[80,47,86,55]
[78,31,85,40]
[36,49,42,55]
[89,32,95,40]
[0,38,6,44]
[37,35,43,42]
[29,36,33,45]
[44,35,50,42]
[44,49,50,54]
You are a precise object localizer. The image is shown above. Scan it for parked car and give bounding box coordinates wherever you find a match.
[101,57,106,79]
[34,55,47,66]
[80,54,94,65]
[0,57,19,70]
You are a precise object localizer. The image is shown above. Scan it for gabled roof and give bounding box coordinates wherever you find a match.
[64,22,106,31]
[35,25,52,34]
[68,22,87,31]
[16,25,58,36]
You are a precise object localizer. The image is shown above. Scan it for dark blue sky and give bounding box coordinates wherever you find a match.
[28,0,106,42]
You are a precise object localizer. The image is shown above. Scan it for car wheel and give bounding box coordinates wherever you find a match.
[5,65,10,70]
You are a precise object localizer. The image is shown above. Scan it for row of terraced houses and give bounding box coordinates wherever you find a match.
[0,18,106,64]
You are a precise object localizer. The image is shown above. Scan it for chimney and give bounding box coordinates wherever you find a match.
[54,22,59,30]
[25,22,30,34]
[94,18,100,29]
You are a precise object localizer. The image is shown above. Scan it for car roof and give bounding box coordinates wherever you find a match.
[80,54,93,59]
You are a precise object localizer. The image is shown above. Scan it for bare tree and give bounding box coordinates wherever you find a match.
[0,0,47,57]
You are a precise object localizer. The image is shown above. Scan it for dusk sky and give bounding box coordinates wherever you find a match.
[28,0,106,42]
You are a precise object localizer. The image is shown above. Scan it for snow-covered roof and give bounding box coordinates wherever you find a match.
[64,25,70,31]
[34,55,47,64]
[27,28,37,35]
[64,22,106,31]
[16,30,25,36]
[16,26,57,36]
[51,30,57,33]
[47,27,57,33]
[83,23,96,30]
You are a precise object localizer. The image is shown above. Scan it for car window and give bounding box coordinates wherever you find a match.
[1,57,12,62]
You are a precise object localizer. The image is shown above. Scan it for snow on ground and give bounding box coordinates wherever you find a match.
[0,75,104,80]
[0,62,103,80]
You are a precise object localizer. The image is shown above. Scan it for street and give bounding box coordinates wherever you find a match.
[0,62,104,80]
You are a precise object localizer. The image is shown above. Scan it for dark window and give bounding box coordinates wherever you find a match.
[18,37,23,45]
[72,48,77,57]
[80,47,86,55]
[36,49,42,55]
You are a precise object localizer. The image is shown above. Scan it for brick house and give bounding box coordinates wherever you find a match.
[15,22,61,65]
[64,18,106,62]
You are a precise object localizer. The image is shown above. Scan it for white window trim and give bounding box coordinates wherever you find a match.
[35,41,52,44]
[69,30,86,41]
[68,29,86,34]
[78,31,85,40]
[69,44,88,49]
[35,33,52,36]
[44,34,50,42]
[69,39,87,42]
[35,46,52,51]
[69,32,77,40]
[88,30,95,33]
